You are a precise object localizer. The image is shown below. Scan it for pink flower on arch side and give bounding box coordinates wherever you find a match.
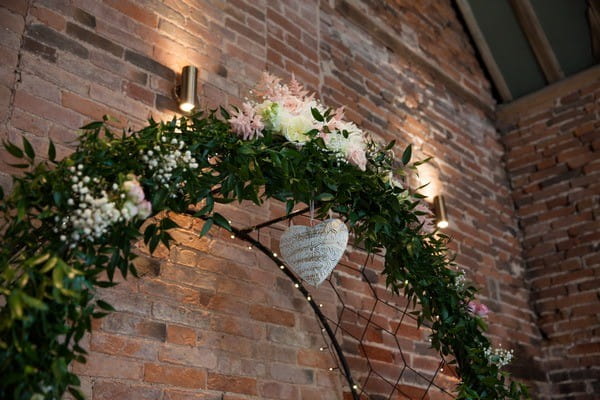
[468,301,489,317]
[229,102,264,140]
[347,146,367,171]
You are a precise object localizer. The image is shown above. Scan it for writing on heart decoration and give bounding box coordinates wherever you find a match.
[279,219,349,286]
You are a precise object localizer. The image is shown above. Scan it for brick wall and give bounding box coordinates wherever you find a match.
[501,81,600,399]
[0,0,550,398]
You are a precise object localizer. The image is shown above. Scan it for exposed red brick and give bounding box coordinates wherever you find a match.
[249,304,295,327]
[166,324,197,346]
[207,373,257,395]
[144,363,206,388]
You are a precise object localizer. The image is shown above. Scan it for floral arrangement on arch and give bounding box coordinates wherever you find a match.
[230,73,368,171]
[0,72,526,400]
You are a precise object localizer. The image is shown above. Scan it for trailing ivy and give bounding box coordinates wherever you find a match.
[0,111,528,399]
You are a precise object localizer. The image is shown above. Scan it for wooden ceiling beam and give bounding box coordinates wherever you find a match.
[508,0,564,83]
[496,64,600,124]
[455,0,513,102]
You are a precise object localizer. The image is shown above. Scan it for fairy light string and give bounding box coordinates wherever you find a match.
[184,207,456,399]
[184,207,361,400]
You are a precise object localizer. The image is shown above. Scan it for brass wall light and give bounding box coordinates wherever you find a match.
[176,65,198,113]
[433,195,449,229]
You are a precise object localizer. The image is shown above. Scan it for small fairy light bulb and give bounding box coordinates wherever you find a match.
[279,265,285,270]
[328,367,334,371]
[307,295,312,301]
[273,252,278,257]
[248,245,252,250]
[352,384,358,390]
[294,283,299,288]
[230,234,235,239]
[440,367,444,372]
[319,303,323,308]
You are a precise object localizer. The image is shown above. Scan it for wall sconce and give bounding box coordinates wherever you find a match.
[176,65,198,113]
[433,195,449,229]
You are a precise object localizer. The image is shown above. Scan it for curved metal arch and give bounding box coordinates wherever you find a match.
[185,208,360,400]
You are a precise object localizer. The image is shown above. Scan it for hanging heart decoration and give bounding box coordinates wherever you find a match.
[279,219,349,286]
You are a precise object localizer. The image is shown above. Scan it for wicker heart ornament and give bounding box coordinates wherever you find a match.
[279,219,349,286]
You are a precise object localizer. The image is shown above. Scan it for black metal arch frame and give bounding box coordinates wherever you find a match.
[186,206,361,399]
[184,206,457,399]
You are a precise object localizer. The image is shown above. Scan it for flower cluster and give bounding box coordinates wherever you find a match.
[468,300,490,317]
[57,166,151,245]
[454,270,466,291]
[229,72,368,170]
[141,136,198,193]
[484,346,514,368]
[121,175,152,220]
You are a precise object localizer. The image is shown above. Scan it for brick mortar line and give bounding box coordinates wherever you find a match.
[2,0,33,134]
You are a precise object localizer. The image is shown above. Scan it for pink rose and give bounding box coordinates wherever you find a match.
[468,301,489,317]
[122,178,146,203]
[137,200,152,219]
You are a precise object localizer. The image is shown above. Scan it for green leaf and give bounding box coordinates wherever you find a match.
[195,195,214,216]
[96,300,115,311]
[238,146,255,155]
[311,107,324,122]
[8,291,23,319]
[20,293,48,311]
[212,212,231,231]
[80,121,104,130]
[22,136,35,159]
[160,217,179,230]
[144,224,158,244]
[68,387,85,400]
[48,140,56,161]
[7,163,30,169]
[402,144,412,165]
[413,156,432,167]
[316,192,334,202]
[220,106,230,120]
[3,140,24,158]
[199,217,213,237]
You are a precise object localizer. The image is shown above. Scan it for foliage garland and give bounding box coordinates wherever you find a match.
[0,76,529,399]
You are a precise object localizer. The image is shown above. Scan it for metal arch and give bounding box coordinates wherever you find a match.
[185,208,360,400]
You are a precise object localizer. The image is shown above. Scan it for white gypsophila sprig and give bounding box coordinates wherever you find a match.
[141,136,198,197]
[484,346,514,368]
[57,164,122,246]
[55,166,152,247]
[454,270,466,291]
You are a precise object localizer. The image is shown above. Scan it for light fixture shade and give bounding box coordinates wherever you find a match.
[179,65,197,112]
[434,195,449,229]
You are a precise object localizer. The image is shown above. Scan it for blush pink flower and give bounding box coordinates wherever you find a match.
[229,102,264,140]
[347,147,367,171]
[468,301,489,317]
[122,176,146,203]
[254,72,284,99]
[325,106,346,131]
[137,200,152,219]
